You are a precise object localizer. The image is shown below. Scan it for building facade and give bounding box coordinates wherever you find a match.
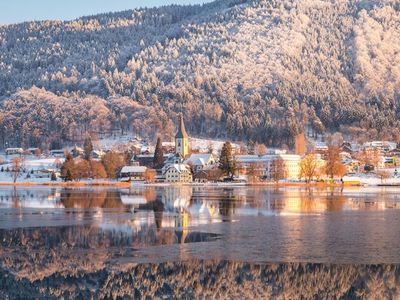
[120,166,147,181]
[164,164,193,183]
[236,154,301,180]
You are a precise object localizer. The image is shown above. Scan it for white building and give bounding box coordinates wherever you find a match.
[184,153,217,173]
[236,154,301,180]
[164,164,192,183]
[363,141,397,152]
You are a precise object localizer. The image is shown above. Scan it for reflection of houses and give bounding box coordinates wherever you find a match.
[164,164,192,183]
[120,194,147,206]
[236,154,301,180]
[161,186,193,212]
[119,166,147,181]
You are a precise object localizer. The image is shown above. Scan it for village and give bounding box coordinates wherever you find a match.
[1,114,400,186]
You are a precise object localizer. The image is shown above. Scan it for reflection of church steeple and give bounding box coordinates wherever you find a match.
[175,113,189,158]
[153,200,164,231]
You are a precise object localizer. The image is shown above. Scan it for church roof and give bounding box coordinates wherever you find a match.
[175,113,189,139]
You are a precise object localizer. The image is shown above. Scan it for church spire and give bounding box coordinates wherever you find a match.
[175,113,189,139]
[175,113,189,158]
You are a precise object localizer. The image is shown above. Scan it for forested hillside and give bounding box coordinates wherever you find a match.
[0,0,399,148]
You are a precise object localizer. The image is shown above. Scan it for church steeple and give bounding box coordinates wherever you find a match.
[175,113,189,158]
[175,113,189,139]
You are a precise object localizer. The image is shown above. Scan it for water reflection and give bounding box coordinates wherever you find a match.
[2,186,400,224]
[1,186,400,297]
[1,261,399,299]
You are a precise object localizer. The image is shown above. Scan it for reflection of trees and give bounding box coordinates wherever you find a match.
[153,198,164,231]
[219,189,236,220]
[11,187,20,209]
[0,187,60,208]
[61,189,126,209]
[326,189,346,212]
[273,188,347,213]
[0,262,398,299]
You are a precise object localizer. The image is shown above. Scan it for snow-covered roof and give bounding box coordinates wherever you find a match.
[120,195,147,205]
[236,154,301,163]
[165,164,191,173]
[120,166,147,173]
[184,153,214,166]
[363,141,397,150]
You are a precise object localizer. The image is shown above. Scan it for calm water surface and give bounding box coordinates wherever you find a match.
[1,186,400,298]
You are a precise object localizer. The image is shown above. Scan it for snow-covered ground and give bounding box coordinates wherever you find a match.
[343,170,400,186]
[190,138,239,154]
[0,156,64,182]
[94,134,238,154]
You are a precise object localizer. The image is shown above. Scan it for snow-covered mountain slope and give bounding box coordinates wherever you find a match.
[0,0,399,147]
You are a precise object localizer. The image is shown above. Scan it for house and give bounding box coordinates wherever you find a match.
[343,158,361,173]
[119,166,147,182]
[312,142,328,155]
[164,164,192,183]
[384,157,397,168]
[193,167,223,183]
[71,146,84,157]
[363,141,397,153]
[5,148,23,155]
[162,153,184,173]
[32,169,56,179]
[236,154,301,180]
[92,150,105,159]
[50,149,65,157]
[27,148,40,155]
[184,153,217,173]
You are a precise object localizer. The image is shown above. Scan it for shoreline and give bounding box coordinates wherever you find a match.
[0,181,372,188]
[0,181,132,188]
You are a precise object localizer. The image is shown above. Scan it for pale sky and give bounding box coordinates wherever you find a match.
[0,0,214,24]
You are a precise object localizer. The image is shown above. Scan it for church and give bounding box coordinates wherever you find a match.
[175,113,190,158]
[162,113,193,183]
[162,113,216,183]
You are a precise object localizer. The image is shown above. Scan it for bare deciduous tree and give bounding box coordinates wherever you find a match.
[300,153,318,183]
[11,157,24,183]
[270,157,287,183]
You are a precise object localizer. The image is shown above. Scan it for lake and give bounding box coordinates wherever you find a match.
[1,185,400,298]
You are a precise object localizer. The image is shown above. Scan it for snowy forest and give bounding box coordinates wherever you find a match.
[0,0,399,149]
